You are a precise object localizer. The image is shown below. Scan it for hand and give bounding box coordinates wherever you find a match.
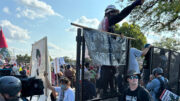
[148,44,152,48]
[149,74,154,81]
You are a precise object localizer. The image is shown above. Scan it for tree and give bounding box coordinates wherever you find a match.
[49,56,53,61]
[153,37,180,51]
[63,56,76,64]
[117,0,180,34]
[114,22,147,50]
[16,54,31,65]
[85,58,92,64]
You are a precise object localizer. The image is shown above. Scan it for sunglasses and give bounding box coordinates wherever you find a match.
[129,75,139,79]
[109,10,118,14]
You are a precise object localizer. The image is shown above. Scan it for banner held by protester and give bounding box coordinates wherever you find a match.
[31,37,51,101]
[84,28,127,66]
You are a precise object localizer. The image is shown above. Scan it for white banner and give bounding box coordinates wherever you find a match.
[59,57,66,65]
[31,37,51,101]
[53,57,60,74]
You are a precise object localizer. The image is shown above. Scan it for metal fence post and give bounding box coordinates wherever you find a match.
[167,50,171,80]
[124,39,131,79]
[75,28,82,101]
[178,63,180,95]
[81,31,85,101]
[149,47,154,74]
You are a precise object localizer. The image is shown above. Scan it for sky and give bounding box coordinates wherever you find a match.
[0,0,161,59]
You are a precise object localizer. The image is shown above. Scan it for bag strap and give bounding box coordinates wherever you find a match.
[157,77,164,87]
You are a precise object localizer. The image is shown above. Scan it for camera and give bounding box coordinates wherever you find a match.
[0,69,44,97]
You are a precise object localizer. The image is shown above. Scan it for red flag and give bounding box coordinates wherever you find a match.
[0,27,8,48]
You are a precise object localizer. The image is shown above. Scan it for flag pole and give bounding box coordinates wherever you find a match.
[71,23,135,40]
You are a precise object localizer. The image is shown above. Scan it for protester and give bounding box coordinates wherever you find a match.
[0,76,22,101]
[88,66,96,84]
[12,63,20,75]
[120,70,151,101]
[80,64,89,81]
[64,65,74,87]
[146,67,169,101]
[44,72,75,101]
[0,59,5,68]
[159,50,168,69]
[26,66,30,76]
[64,65,73,80]
[141,44,153,86]
[100,65,116,97]
[20,66,27,76]
[0,63,12,76]
[19,65,23,72]
[82,71,96,100]
[129,44,152,74]
[70,66,76,87]
[99,0,144,33]
[98,0,145,96]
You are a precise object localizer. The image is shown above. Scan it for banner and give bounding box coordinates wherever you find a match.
[59,57,66,65]
[160,89,179,101]
[84,28,127,66]
[31,37,46,77]
[53,58,60,74]
[53,57,66,74]
[31,37,51,101]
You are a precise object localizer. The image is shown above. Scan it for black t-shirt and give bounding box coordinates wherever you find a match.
[143,50,151,69]
[121,86,151,101]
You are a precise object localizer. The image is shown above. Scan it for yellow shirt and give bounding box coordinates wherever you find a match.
[19,67,22,72]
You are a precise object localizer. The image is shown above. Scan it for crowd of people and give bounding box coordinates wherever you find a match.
[0,60,30,77]
[0,0,179,100]
[47,60,173,101]
[0,58,177,101]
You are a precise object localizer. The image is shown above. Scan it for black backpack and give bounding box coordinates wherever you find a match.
[156,77,169,101]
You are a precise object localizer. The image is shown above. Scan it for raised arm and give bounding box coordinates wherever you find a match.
[44,72,56,92]
[142,45,152,56]
[109,0,144,26]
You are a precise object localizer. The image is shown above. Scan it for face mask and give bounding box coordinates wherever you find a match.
[61,85,67,90]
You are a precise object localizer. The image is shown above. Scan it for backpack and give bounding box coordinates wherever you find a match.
[156,77,169,101]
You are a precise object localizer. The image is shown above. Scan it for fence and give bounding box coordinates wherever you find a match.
[73,23,180,101]
[73,23,131,101]
[150,47,180,95]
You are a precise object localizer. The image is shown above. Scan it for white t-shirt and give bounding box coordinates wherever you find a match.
[12,66,20,75]
[80,67,89,80]
[55,87,75,101]
[129,48,142,73]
